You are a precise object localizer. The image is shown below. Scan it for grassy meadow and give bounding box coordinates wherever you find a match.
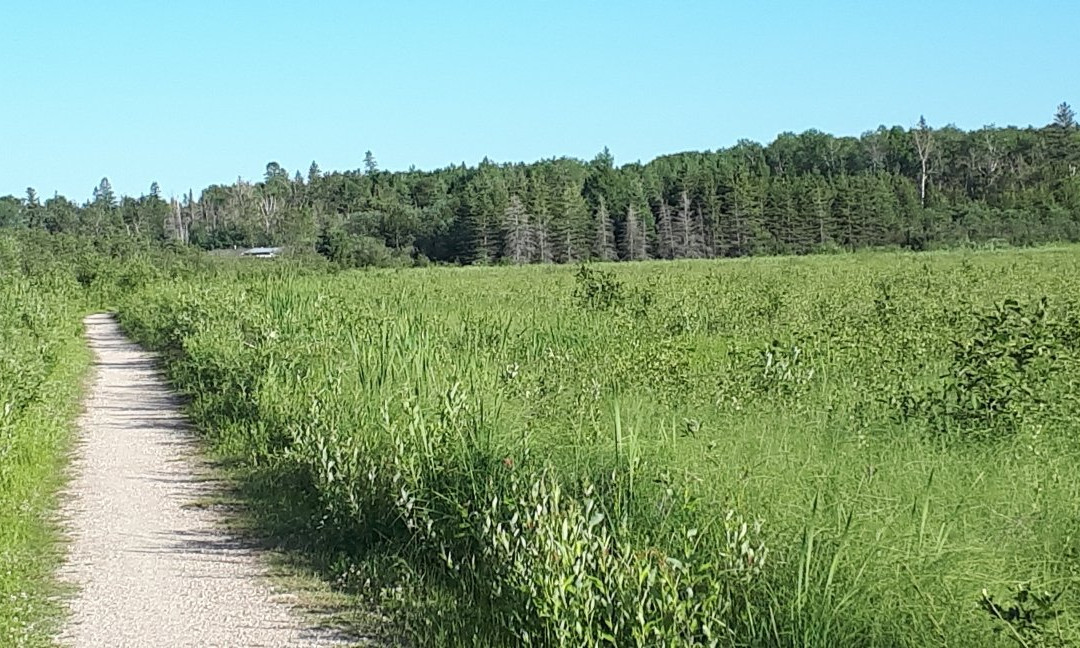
[114,245,1080,646]
[0,237,90,646]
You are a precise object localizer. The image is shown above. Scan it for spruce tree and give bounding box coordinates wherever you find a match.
[591,198,617,261]
[656,201,676,259]
[24,188,39,229]
[532,219,553,263]
[93,178,117,209]
[1053,102,1076,129]
[674,190,705,258]
[502,195,532,264]
[549,184,589,263]
[619,205,648,261]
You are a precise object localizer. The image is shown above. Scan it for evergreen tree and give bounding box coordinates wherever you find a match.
[532,219,553,263]
[764,177,799,253]
[502,195,532,264]
[93,177,117,209]
[725,169,765,256]
[1053,102,1076,129]
[547,183,589,263]
[673,190,705,258]
[42,195,79,233]
[619,205,648,261]
[831,174,858,248]
[24,188,39,228]
[656,201,676,259]
[591,198,616,261]
[7,114,1080,263]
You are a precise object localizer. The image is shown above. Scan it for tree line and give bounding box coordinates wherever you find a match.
[2,104,1078,266]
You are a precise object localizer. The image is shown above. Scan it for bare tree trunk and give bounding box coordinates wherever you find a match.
[913,116,934,208]
[260,194,277,236]
[170,198,184,243]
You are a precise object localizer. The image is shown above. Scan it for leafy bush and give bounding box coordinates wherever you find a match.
[904,297,1061,440]
[980,583,1066,648]
[574,264,625,311]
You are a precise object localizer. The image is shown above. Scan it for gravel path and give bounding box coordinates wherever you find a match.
[57,313,351,647]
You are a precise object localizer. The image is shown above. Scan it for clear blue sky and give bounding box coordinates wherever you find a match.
[1,1,1076,201]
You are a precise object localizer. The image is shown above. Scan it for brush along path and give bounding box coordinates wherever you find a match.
[58,314,350,648]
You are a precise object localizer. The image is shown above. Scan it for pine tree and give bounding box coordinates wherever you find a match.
[363,151,378,175]
[619,205,648,261]
[764,177,797,253]
[866,177,899,246]
[591,198,617,261]
[453,170,507,263]
[725,170,764,256]
[790,174,831,252]
[502,195,532,264]
[656,201,676,259]
[1053,102,1076,129]
[24,188,40,229]
[673,190,704,258]
[532,219,554,263]
[695,187,723,258]
[549,184,589,263]
[93,177,116,209]
[832,174,857,248]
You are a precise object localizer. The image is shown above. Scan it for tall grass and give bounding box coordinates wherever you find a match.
[0,236,90,647]
[118,247,1080,646]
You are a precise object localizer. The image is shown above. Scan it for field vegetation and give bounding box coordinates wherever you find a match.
[114,244,1080,646]
[0,233,207,646]
[1,65,1077,648]
[0,235,94,646]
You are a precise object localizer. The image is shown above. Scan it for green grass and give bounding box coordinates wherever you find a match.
[0,277,90,647]
[117,246,1080,646]
[0,231,205,647]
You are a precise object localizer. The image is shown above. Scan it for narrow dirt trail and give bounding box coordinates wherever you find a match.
[57,314,351,647]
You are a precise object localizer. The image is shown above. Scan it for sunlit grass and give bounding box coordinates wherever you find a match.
[0,273,89,647]
[120,245,1080,646]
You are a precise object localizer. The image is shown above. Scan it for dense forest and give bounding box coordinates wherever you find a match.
[3,105,1078,266]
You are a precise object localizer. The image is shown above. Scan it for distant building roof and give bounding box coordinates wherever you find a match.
[241,247,282,256]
